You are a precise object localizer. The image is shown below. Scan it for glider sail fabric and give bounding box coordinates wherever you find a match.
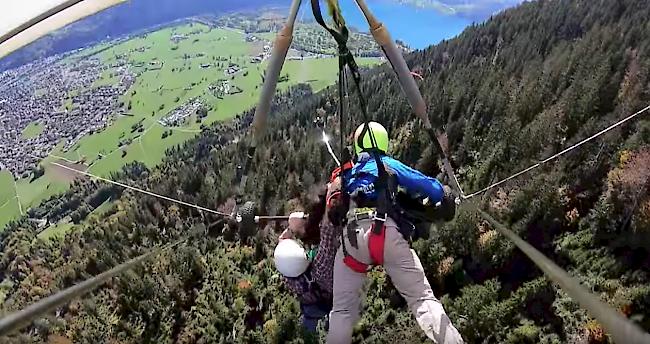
[0,0,126,59]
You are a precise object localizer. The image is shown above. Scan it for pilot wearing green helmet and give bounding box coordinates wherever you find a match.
[327,121,463,344]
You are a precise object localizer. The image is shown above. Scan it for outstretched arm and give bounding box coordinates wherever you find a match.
[383,157,444,203]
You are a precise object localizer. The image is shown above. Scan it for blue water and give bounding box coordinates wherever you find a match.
[303,0,472,49]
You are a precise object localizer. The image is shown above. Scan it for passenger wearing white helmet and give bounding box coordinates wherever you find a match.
[274,185,340,334]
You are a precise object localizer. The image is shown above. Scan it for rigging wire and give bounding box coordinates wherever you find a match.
[322,131,342,166]
[340,60,349,163]
[47,161,231,217]
[38,159,297,222]
[0,159,295,335]
[0,240,185,337]
[463,104,650,199]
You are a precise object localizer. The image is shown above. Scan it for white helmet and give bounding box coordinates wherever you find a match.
[274,239,310,277]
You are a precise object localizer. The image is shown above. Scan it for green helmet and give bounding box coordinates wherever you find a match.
[354,122,389,155]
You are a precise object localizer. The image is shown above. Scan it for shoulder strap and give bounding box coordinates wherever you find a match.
[357,123,392,232]
[310,0,390,230]
[371,151,391,233]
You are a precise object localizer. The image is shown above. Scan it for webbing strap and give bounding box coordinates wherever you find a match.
[312,0,392,265]
[340,222,368,273]
[311,0,363,101]
[311,0,348,46]
[344,255,369,273]
[357,122,392,233]
[311,0,392,231]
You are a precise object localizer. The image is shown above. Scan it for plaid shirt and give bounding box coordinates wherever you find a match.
[283,221,339,304]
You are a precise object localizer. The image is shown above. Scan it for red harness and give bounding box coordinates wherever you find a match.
[342,218,387,273]
[329,160,390,273]
[329,161,354,183]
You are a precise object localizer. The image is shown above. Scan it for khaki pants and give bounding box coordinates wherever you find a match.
[327,217,464,344]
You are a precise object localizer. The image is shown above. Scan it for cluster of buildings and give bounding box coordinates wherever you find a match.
[225,63,242,76]
[0,56,134,178]
[170,33,188,43]
[209,79,231,98]
[250,41,272,64]
[158,98,205,127]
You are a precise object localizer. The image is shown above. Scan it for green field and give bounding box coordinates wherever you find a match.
[0,170,21,229]
[38,220,74,241]
[21,122,45,139]
[0,170,16,206]
[13,141,73,213]
[37,199,114,241]
[1,22,382,231]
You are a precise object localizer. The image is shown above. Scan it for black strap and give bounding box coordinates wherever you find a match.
[370,149,391,234]
[311,0,363,106]
[356,122,391,236]
[312,0,356,228]
[311,0,348,47]
[311,0,392,235]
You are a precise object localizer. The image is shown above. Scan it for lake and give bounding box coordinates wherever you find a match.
[300,0,472,49]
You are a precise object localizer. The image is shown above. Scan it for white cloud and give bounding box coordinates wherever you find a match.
[1,0,70,37]
[397,0,524,19]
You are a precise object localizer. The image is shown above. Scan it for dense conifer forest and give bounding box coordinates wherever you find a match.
[1,0,649,342]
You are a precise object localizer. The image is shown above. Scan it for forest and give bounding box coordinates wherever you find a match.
[1,0,649,343]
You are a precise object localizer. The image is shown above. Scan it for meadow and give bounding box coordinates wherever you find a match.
[21,122,45,139]
[1,22,381,231]
[0,170,21,229]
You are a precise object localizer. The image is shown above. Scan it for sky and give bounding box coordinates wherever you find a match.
[396,0,526,21]
[331,0,526,48]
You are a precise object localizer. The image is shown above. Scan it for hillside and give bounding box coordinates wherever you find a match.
[1,0,650,343]
[216,10,411,57]
[0,0,283,72]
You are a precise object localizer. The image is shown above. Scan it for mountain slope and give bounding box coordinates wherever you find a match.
[1,0,649,342]
[0,0,282,72]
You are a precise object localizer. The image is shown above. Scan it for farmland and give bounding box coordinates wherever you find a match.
[0,170,20,229]
[0,20,382,231]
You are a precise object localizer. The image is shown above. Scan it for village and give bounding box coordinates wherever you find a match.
[0,13,387,181]
[0,55,134,178]
[158,98,207,126]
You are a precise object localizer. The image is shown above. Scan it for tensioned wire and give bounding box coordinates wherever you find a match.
[462,104,650,199]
